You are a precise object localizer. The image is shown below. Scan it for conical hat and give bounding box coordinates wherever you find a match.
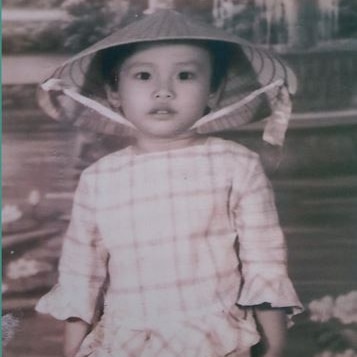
[37,9,297,138]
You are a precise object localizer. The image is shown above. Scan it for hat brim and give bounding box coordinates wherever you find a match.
[37,9,297,136]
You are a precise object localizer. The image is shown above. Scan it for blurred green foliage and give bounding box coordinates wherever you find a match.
[2,0,356,55]
[2,0,65,8]
[60,0,125,52]
[339,0,357,38]
[3,22,65,54]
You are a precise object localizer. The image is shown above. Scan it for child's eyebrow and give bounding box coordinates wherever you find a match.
[174,61,203,67]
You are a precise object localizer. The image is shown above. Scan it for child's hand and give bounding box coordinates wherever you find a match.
[253,307,287,357]
[63,318,91,357]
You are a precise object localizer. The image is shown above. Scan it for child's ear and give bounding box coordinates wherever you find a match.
[208,91,220,109]
[105,84,121,108]
[208,80,226,109]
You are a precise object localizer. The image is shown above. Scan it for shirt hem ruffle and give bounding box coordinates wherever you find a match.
[237,274,304,321]
[75,305,260,357]
[35,283,101,325]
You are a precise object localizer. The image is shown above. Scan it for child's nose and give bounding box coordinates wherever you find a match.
[154,89,173,99]
[153,78,175,100]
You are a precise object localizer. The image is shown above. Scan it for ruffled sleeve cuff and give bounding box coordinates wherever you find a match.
[237,274,303,319]
[35,283,103,325]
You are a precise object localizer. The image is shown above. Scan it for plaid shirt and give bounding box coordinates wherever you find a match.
[36,137,302,357]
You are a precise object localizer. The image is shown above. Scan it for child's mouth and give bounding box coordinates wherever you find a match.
[155,110,170,114]
[149,108,176,118]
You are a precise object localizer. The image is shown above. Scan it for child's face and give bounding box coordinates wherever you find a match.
[110,42,214,141]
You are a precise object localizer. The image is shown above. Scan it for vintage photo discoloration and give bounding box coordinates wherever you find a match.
[3,1,357,356]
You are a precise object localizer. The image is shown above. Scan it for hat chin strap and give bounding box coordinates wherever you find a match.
[190,79,284,130]
[41,79,137,130]
[41,78,287,143]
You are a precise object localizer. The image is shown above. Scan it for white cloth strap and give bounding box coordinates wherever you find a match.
[191,79,284,130]
[41,79,136,129]
[41,78,285,134]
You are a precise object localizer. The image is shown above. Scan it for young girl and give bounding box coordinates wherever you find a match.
[36,9,302,357]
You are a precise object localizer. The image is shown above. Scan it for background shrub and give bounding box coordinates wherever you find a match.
[2,0,65,8]
[3,22,65,53]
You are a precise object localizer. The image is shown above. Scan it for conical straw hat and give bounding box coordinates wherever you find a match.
[37,9,297,138]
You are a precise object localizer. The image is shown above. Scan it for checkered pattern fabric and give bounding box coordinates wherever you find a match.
[36,137,302,356]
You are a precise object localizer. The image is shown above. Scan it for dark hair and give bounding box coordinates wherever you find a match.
[99,40,233,93]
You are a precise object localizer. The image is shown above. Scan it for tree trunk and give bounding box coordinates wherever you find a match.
[288,0,318,49]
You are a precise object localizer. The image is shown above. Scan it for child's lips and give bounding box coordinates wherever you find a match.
[149,107,176,117]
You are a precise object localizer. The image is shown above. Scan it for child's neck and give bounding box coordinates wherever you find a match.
[133,134,207,154]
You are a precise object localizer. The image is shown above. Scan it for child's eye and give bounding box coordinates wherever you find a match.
[178,71,195,80]
[135,72,151,80]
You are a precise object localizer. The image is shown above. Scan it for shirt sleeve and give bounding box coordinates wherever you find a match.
[231,154,302,317]
[35,169,108,324]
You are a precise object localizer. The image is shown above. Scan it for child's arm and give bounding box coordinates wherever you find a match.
[254,306,287,357]
[63,318,91,357]
[35,171,109,356]
[231,155,303,355]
